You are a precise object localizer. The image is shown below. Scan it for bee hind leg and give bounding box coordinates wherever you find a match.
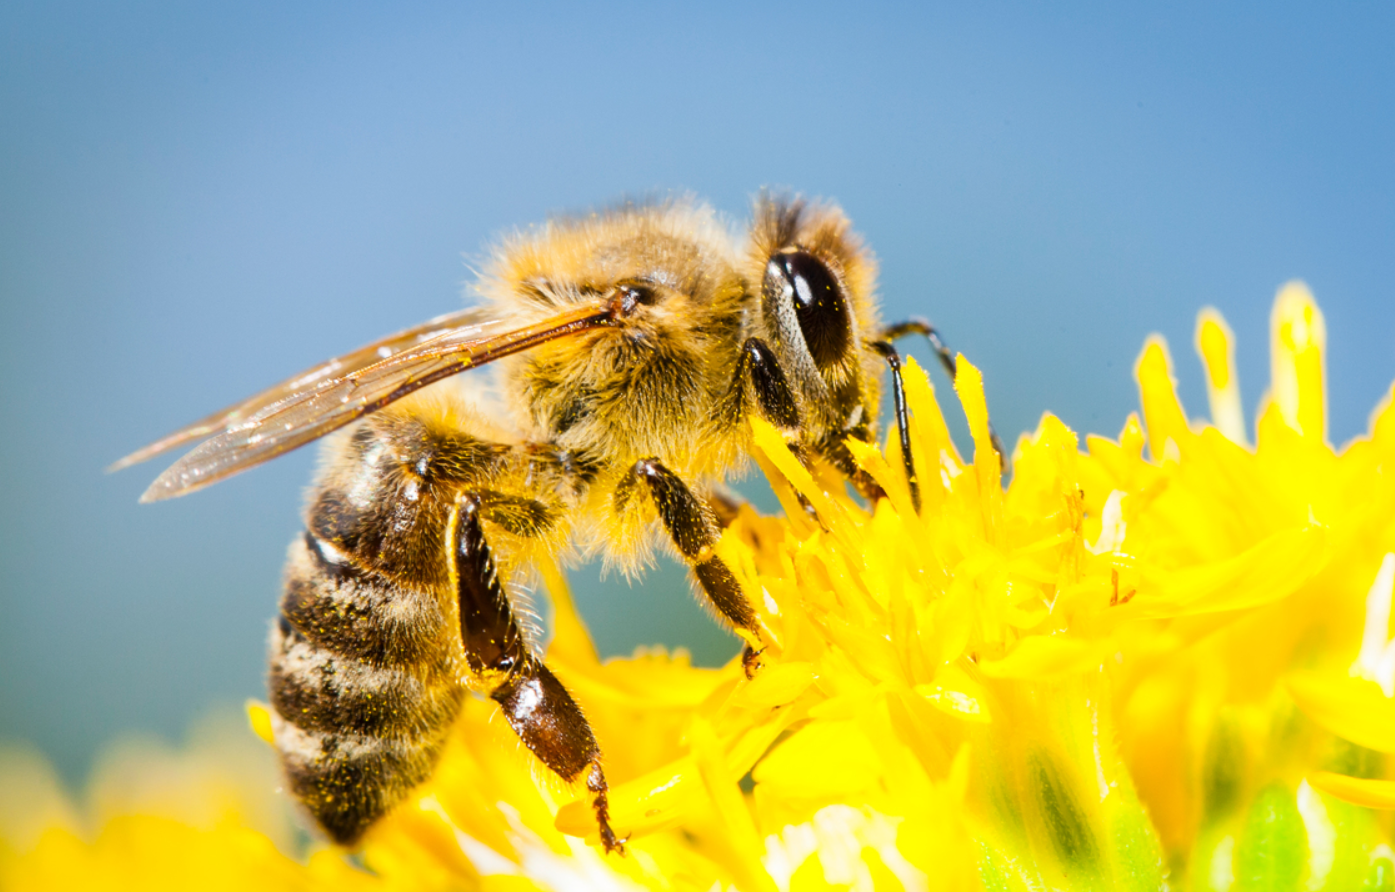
[452,494,623,854]
[490,659,622,853]
[628,459,764,677]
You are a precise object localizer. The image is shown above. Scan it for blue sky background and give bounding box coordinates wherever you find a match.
[2,1,1392,783]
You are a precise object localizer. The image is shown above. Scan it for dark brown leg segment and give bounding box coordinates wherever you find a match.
[629,459,764,676]
[453,494,622,853]
[881,317,961,382]
[869,340,920,513]
[737,337,801,433]
[732,336,834,522]
[881,317,1007,472]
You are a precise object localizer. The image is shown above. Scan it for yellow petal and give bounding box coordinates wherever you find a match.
[692,719,779,892]
[1286,674,1395,753]
[1135,336,1191,462]
[752,720,883,799]
[1195,307,1247,444]
[913,684,991,723]
[1131,524,1326,618]
[733,661,817,709]
[845,436,918,521]
[750,417,850,541]
[1270,281,1327,441]
[954,355,1003,507]
[1307,771,1395,809]
[245,701,273,747]
[978,635,1101,679]
[555,757,701,838]
[558,700,807,839]
[538,557,599,667]
[901,355,960,469]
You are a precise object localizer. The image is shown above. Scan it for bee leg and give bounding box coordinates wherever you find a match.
[880,317,1007,471]
[706,489,744,528]
[491,660,623,853]
[881,317,958,377]
[736,337,801,432]
[452,494,623,854]
[818,437,886,505]
[734,337,830,523]
[629,458,764,677]
[868,340,920,512]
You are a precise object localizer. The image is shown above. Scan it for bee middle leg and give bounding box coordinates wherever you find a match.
[452,493,622,854]
[628,458,764,676]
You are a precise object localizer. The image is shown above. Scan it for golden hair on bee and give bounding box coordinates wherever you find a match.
[482,199,751,487]
[115,191,994,855]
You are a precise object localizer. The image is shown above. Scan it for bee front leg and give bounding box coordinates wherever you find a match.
[735,337,801,434]
[881,317,960,382]
[868,340,920,512]
[451,494,623,854]
[880,318,1007,472]
[733,336,841,522]
[629,459,765,677]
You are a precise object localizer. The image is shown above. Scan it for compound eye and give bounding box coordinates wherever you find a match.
[764,249,852,368]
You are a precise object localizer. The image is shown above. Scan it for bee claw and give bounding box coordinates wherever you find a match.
[599,824,627,855]
[742,643,766,678]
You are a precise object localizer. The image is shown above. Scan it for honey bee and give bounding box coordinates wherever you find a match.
[114,193,993,853]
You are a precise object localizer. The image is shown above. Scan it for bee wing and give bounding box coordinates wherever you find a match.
[128,298,617,502]
[109,307,499,473]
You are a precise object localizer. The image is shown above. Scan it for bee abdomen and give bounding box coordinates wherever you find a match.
[269,530,464,844]
[270,711,447,846]
[281,533,452,668]
[269,620,461,740]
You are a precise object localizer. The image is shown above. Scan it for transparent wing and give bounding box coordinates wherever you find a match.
[110,307,497,473]
[125,298,617,502]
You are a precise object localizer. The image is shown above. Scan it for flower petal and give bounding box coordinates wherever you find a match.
[1307,772,1395,809]
[1271,281,1327,441]
[978,636,1101,679]
[1286,675,1395,753]
[1195,307,1247,444]
[1130,524,1326,618]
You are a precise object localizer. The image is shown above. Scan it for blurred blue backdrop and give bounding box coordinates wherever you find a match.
[2,1,1392,784]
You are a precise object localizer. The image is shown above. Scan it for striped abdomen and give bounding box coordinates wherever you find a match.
[268,530,464,845]
[263,406,617,847]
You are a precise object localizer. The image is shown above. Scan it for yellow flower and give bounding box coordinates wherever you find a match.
[4,283,1394,891]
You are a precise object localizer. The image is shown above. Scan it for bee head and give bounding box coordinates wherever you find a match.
[746,193,881,446]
